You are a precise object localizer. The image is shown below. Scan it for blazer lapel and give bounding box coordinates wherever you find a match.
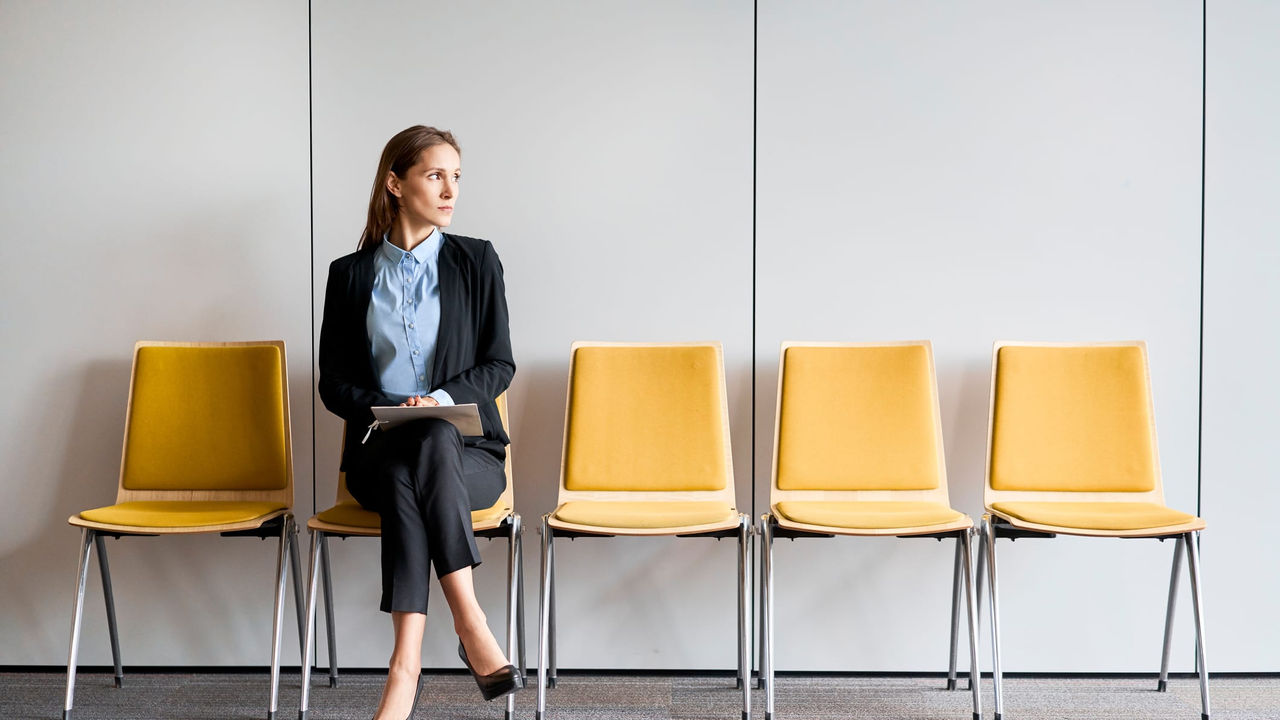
[432,235,456,385]
[353,249,380,381]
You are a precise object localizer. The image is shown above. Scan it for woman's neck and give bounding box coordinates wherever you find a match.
[388,218,438,252]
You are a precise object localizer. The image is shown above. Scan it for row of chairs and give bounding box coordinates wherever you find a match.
[62,340,1210,720]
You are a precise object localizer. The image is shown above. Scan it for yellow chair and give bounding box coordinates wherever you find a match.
[535,342,751,720]
[63,340,303,720]
[297,393,525,720]
[758,341,981,720]
[976,341,1210,720]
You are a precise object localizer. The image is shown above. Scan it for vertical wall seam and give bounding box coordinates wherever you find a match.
[309,0,316,520]
[1195,0,1206,672]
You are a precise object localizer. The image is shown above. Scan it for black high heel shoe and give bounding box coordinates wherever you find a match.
[458,641,524,702]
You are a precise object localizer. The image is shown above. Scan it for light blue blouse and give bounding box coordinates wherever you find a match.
[366,228,454,405]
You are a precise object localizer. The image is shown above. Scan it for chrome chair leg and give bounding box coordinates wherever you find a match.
[762,516,775,720]
[93,533,124,688]
[536,516,553,720]
[548,536,558,690]
[63,528,94,720]
[961,528,982,720]
[1158,535,1184,692]
[505,515,521,720]
[1186,531,1211,720]
[738,515,752,720]
[319,533,338,688]
[268,517,290,720]
[288,520,306,663]
[947,534,963,691]
[983,517,1004,720]
[516,523,527,676]
[298,530,323,720]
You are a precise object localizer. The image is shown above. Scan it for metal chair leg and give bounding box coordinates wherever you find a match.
[298,530,323,720]
[517,524,527,677]
[548,536,558,690]
[319,533,338,688]
[1186,531,1211,720]
[983,517,1004,720]
[93,533,124,688]
[1158,535,1184,692]
[738,515,752,720]
[63,528,95,720]
[947,534,963,691]
[505,515,521,720]
[763,515,775,720]
[961,528,982,720]
[536,516,553,720]
[268,518,290,720]
[288,520,306,663]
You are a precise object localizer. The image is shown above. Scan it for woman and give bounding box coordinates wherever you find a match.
[318,125,521,720]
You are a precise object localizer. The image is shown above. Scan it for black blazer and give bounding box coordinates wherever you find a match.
[319,233,515,471]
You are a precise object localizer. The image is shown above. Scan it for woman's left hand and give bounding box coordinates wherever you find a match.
[399,395,440,407]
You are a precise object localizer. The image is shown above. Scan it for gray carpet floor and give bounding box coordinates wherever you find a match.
[2,671,1272,720]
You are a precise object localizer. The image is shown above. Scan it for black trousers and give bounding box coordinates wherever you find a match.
[346,418,506,614]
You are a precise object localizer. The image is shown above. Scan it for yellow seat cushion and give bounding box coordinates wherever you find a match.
[991,502,1198,531]
[78,501,286,528]
[123,345,289,491]
[991,345,1157,492]
[776,501,965,530]
[564,345,730,492]
[554,501,736,529]
[778,345,941,491]
[314,501,511,530]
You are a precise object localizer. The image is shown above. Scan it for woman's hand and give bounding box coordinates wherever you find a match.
[398,395,440,407]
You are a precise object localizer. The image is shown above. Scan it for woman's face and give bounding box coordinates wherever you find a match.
[388,143,461,230]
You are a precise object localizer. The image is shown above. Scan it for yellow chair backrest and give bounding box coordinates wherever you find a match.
[116,341,292,504]
[776,342,943,492]
[333,393,514,512]
[560,342,733,494]
[989,343,1159,494]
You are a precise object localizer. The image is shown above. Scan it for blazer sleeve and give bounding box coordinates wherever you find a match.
[318,258,397,425]
[436,241,516,404]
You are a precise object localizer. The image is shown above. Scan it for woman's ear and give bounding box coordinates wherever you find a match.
[385,171,402,198]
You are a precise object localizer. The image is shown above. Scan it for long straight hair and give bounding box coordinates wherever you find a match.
[358,126,461,250]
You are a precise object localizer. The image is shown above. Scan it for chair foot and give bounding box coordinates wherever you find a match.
[535,712,543,720]
[329,676,338,688]
[742,712,749,720]
[946,678,956,691]
[764,712,772,720]
[994,714,1001,720]
[298,712,308,720]
[504,711,511,720]
[1204,714,1210,720]
[63,712,71,720]
[736,677,743,690]
[1158,679,1167,692]
[267,712,276,720]
[547,677,557,689]
[114,675,123,689]
[973,714,980,720]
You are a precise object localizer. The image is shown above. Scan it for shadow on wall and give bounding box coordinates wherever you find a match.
[938,358,996,515]
[505,361,569,524]
[1,357,132,659]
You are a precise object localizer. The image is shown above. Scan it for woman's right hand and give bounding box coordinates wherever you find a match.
[399,395,440,408]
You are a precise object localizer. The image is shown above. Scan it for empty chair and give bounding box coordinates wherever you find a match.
[759,341,981,720]
[977,341,1210,719]
[64,340,304,720]
[536,342,751,720]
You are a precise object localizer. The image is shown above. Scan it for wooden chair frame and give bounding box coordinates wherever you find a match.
[63,340,304,720]
[975,340,1210,720]
[535,341,751,720]
[758,341,981,720]
[297,394,525,720]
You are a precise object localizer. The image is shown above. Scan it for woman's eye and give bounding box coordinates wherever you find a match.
[454,175,462,182]
[427,172,440,179]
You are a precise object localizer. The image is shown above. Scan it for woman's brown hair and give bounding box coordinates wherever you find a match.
[358,125,461,250]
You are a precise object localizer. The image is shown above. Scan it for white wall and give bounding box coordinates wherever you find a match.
[0,0,1275,675]
[309,0,753,669]
[756,0,1202,671]
[0,0,311,665]
[1202,0,1280,672]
